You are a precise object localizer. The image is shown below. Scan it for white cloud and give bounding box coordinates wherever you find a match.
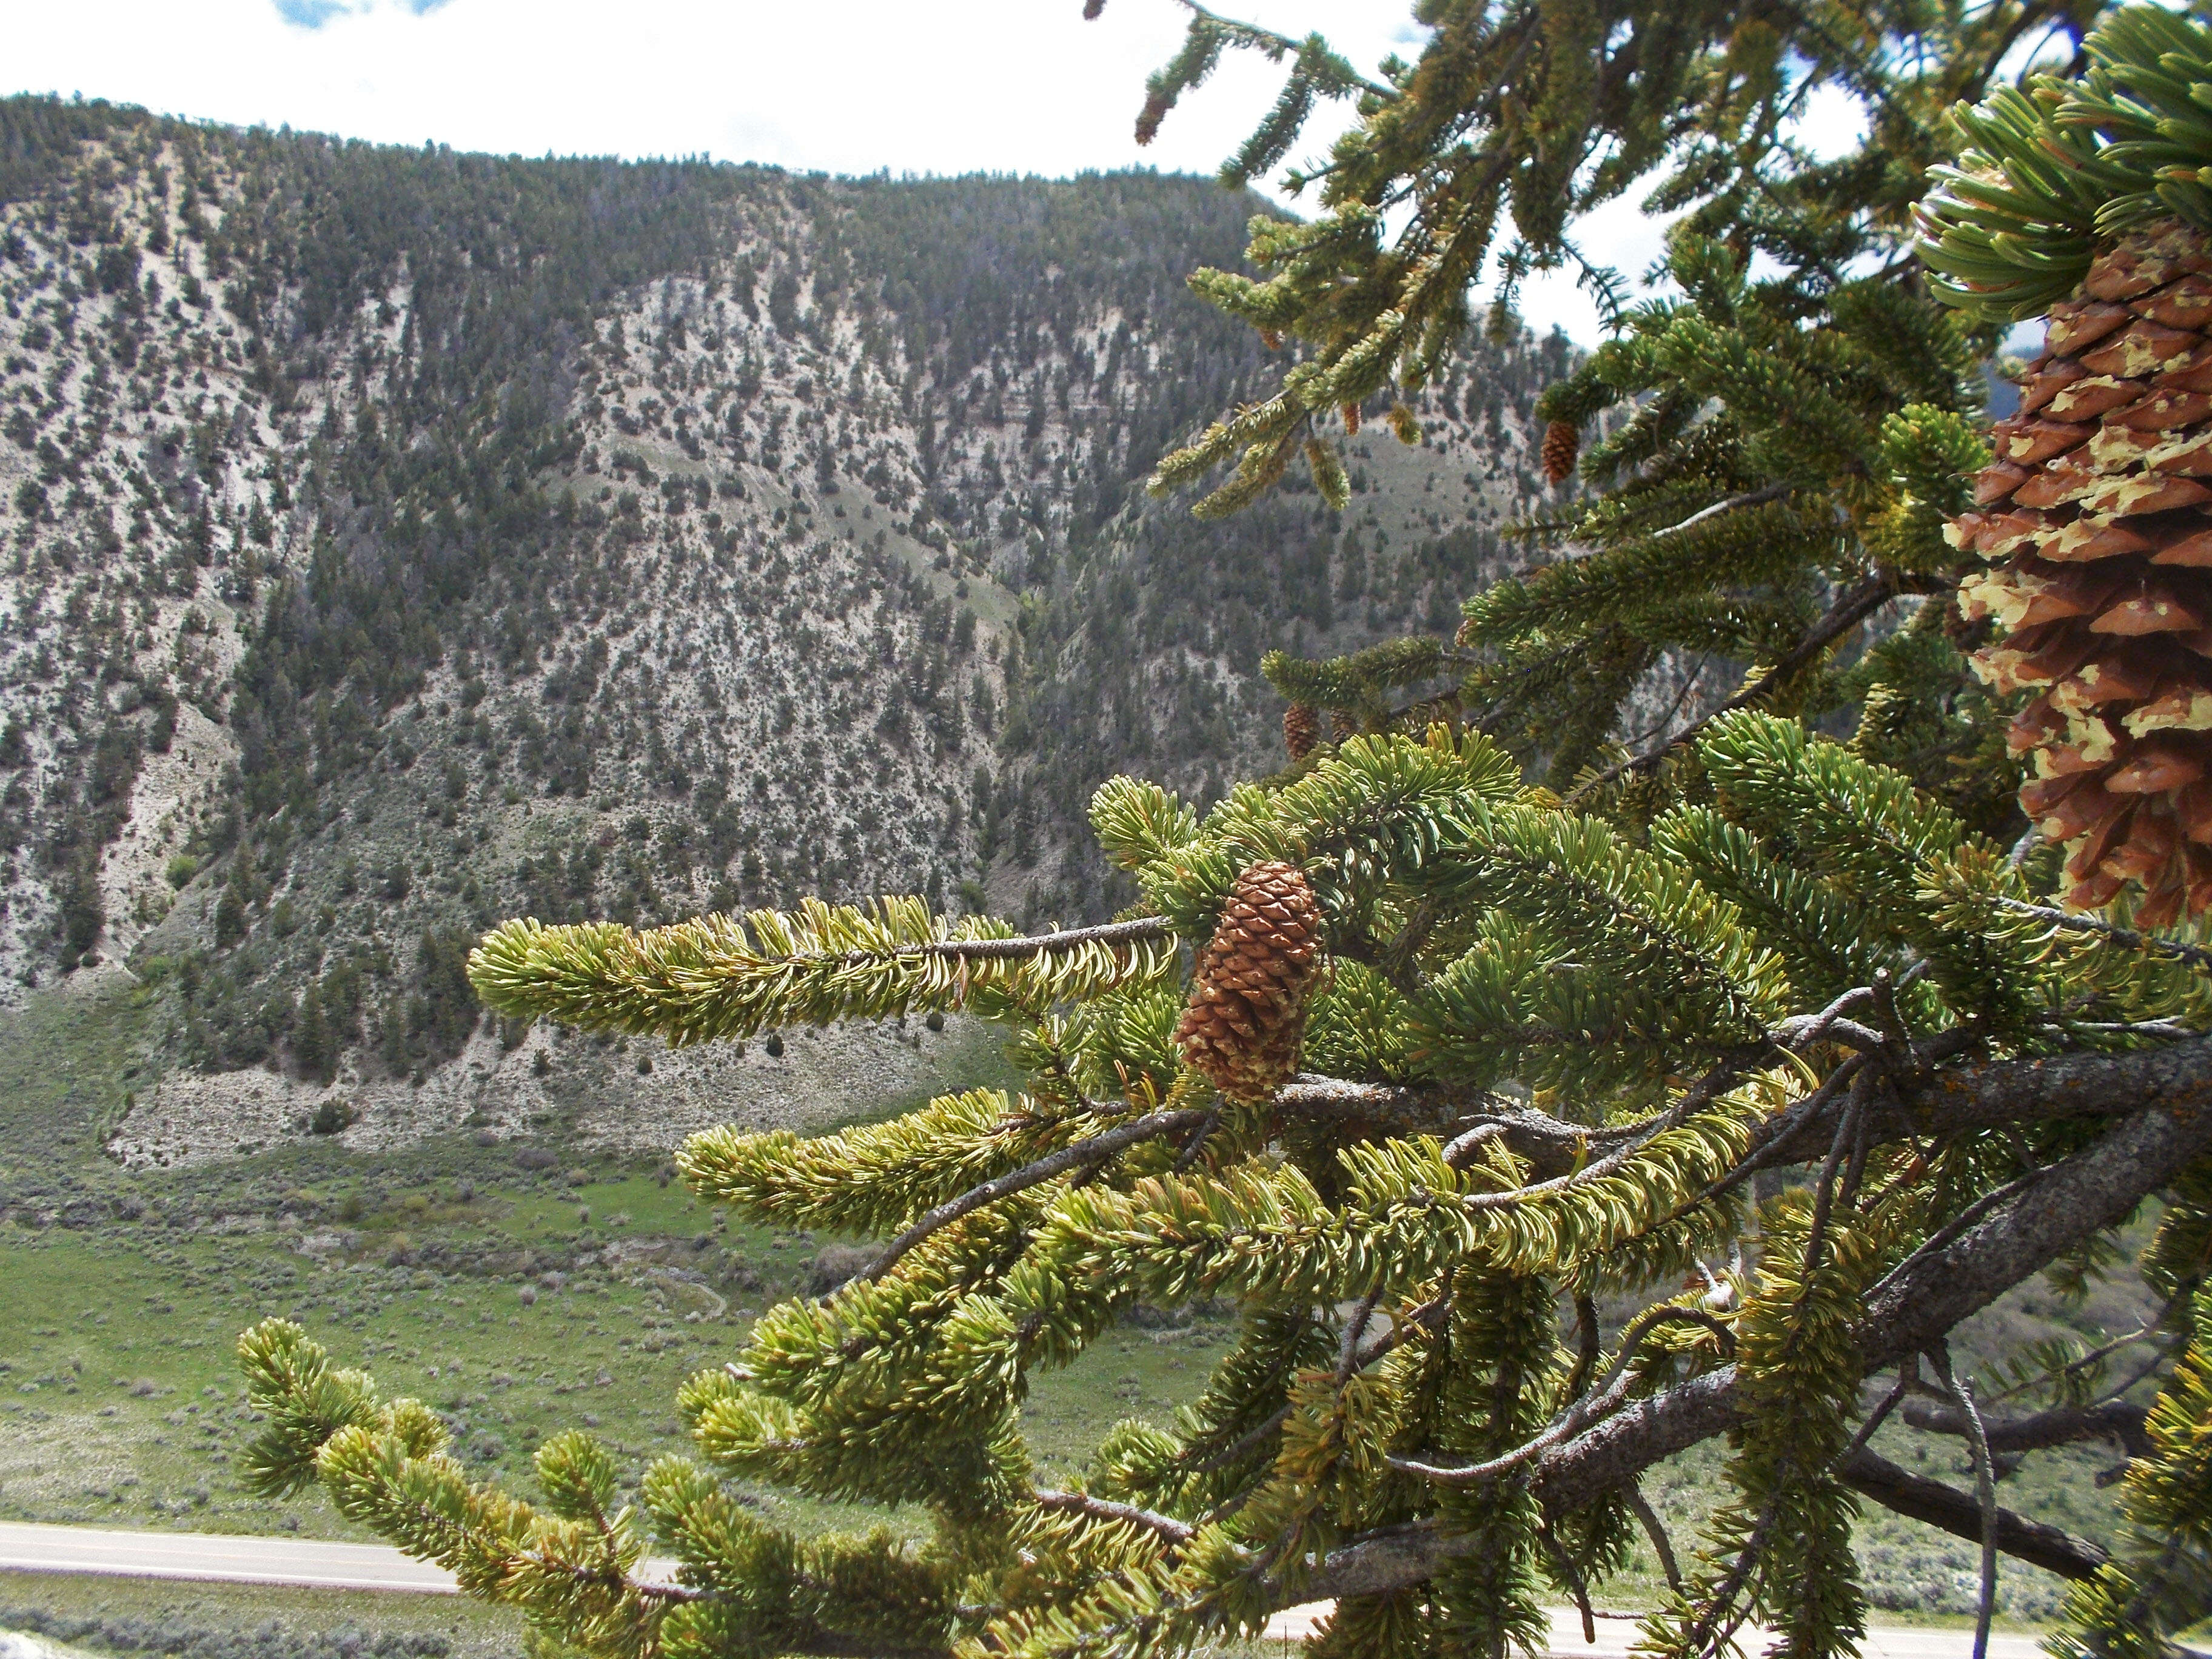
[3,0,1679,341]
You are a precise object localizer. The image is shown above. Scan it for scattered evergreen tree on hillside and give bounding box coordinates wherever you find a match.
[236,7,2212,1659]
[2,91,1318,1051]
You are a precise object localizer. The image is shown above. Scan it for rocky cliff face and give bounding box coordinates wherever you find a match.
[0,96,1558,1147]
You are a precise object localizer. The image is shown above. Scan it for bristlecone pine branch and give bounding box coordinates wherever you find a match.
[1282,702,1321,761]
[1540,417,1580,486]
[1954,224,2212,920]
[1173,859,1324,1098]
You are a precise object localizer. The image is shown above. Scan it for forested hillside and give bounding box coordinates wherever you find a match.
[0,95,1554,1134]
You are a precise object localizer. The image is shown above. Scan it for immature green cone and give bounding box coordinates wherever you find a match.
[1283,702,1322,761]
[1174,860,1323,1099]
[1951,226,2212,923]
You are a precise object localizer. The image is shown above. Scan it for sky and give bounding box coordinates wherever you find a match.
[5,0,1684,343]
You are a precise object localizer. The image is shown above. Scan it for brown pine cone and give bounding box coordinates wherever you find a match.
[1541,418,1580,486]
[1283,703,1322,761]
[1954,220,2212,923]
[1175,861,1324,1100]
[1331,710,1358,741]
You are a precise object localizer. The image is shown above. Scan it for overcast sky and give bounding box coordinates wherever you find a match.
[8,0,1676,342]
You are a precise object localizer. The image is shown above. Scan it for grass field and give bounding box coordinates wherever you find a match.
[0,1176,1247,1538]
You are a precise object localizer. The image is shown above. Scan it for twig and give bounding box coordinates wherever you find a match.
[1388,1305,1734,1483]
[1769,985,1877,1050]
[1617,654,1717,749]
[1977,1296,2184,1407]
[1453,1050,1754,1213]
[1841,1068,1880,1210]
[866,914,1172,966]
[1802,1090,1860,1278]
[861,1108,1207,1282]
[1181,1406,1292,1474]
[1278,1074,1649,1171]
[1171,1107,1221,1173]
[1337,1283,1387,1383]
[1164,0,1401,102]
[1869,1164,2055,1305]
[1901,1395,2151,1458]
[1993,898,2212,972]
[1837,1360,1915,1471]
[1625,1484,1682,1594]
[1568,1292,1602,1402]
[1687,1053,1866,1212]
[1837,1447,2110,1581]
[1540,1520,1599,1644]
[1869,967,1915,1073]
[1647,481,1794,541]
[1441,1122,1510,1166]
[2057,1019,2202,1040]
[1563,571,1899,805]
[1033,1487,1195,1546]
[1683,1490,1785,1659]
[1928,1343,1998,1659]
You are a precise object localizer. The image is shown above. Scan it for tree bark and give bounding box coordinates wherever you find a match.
[1835,1447,2110,1581]
[1899,1396,2151,1458]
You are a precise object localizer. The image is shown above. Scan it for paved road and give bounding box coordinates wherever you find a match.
[2,1633,101,1659]
[0,1521,2050,1657]
[0,1521,457,1594]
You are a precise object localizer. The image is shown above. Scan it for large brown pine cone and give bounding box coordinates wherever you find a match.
[1954,221,2212,923]
[1541,418,1580,486]
[1175,861,1324,1099]
[1283,703,1322,761]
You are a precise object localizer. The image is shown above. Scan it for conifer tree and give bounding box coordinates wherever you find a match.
[235,7,2212,1659]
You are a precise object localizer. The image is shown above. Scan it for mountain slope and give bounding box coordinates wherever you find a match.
[0,96,1554,1150]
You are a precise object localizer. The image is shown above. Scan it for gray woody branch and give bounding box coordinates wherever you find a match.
[1898,1396,2151,1459]
[1295,1036,2212,1605]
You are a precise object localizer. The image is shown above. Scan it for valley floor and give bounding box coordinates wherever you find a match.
[0,977,2148,1653]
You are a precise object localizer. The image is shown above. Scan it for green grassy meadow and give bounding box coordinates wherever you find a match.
[0,1175,1242,1538]
[0,973,1239,1553]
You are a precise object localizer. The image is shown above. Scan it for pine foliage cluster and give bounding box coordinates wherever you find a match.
[232,4,2212,1658]
[240,714,2212,1659]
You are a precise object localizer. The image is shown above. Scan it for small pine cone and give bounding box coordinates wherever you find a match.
[1331,710,1358,741]
[1175,861,1324,1100]
[1540,418,1580,485]
[1135,90,1171,146]
[1283,703,1322,761]
[1954,220,2212,922]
